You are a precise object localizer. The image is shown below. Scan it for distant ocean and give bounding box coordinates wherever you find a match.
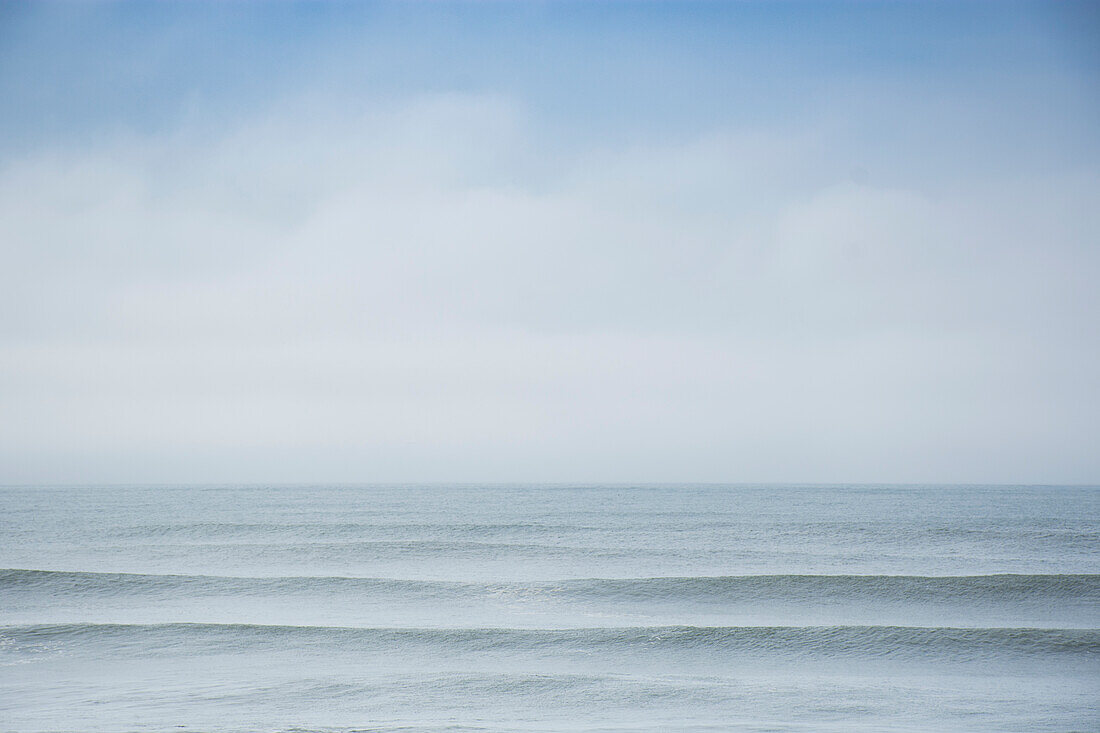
[1,485,1097,732]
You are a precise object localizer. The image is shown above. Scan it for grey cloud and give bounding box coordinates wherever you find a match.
[1,94,1097,483]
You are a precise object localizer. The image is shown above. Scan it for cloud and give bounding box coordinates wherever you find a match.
[1,92,1097,483]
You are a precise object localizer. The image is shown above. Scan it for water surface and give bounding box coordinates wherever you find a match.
[1,484,1097,732]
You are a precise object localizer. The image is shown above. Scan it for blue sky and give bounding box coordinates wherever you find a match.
[3,2,1097,157]
[1,1,1098,484]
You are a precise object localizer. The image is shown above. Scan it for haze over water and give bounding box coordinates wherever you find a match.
[2,484,1097,732]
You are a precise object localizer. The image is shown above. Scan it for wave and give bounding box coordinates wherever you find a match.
[71,517,1100,549]
[3,622,1096,662]
[3,568,1097,604]
[102,521,603,541]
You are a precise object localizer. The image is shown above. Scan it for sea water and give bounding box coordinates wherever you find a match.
[1,484,1097,732]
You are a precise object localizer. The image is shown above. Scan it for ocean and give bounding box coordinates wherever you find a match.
[1,484,1097,732]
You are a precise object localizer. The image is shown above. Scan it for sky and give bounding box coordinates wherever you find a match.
[0,0,1098,485]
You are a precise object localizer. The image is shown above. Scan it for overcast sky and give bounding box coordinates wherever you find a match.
[1,1,1098,485]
